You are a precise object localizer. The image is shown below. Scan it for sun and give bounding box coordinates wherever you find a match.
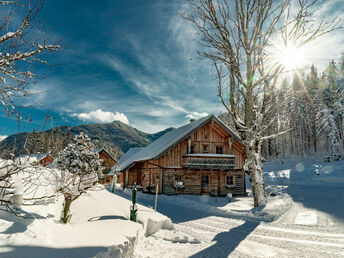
[277,44,305,70]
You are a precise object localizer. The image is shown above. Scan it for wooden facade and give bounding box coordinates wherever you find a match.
[118,117,247,196]
[97,149,116,184]
[39,154,54,167]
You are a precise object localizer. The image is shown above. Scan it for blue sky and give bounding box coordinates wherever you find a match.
[1,0,343,136]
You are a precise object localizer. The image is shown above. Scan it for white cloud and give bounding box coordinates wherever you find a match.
[0,135,7,141]
[71,109,129,124]
[186,112,209,120]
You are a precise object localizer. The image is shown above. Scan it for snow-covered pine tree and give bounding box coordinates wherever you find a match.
[54,132,102,223]
[305,65,320,153]
[316,60,344,158]
[316,101,342,156]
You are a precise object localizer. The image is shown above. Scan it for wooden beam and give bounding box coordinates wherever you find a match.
[188,137,191,154]
[125,169,129,188]
[229,137,233,154]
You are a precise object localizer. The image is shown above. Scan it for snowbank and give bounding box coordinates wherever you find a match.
[250,195,293,222]
[118,188,174,236]
[0,157,172,258]
[0,187,143,258]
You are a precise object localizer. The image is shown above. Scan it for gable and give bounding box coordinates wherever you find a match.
[191,120,230,142]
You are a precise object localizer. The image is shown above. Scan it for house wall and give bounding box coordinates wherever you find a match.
[98,150,116,184]
[120,120,246,195]
[99,150,116,170]
[39,155,54,167]
[162,169,245,196]
[149,121,245,170]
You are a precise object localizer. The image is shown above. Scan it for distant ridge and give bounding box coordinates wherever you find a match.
[0,121,174,159]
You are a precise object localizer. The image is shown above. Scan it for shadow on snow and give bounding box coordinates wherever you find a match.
[190,220,260,258]
[112,188,221,223]
[265,160,344,224]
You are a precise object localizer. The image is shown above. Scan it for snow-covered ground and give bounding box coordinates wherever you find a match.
[0,158,171,258]
[126,159,344,257]
[1,159,344,257]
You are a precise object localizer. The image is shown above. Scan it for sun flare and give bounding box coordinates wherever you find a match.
[277,45,304,70]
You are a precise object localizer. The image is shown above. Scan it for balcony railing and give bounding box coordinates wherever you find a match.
[182,153,235,169]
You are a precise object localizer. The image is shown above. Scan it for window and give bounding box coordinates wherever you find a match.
[203,145,208,153]
[201,175,209,188]
[175,175,184,187]
[216,146,223,154]
[226,176,235,186]
[187,145,195,154]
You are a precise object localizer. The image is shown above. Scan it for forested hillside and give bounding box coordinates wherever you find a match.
[0,121,173,159]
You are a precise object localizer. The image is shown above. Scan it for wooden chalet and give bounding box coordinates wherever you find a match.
[116,115,246,196]
[93,148,116,184]
[38,154,54,167]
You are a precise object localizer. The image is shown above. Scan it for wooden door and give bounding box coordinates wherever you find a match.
[136,170,142,185]
[201,174,209,194]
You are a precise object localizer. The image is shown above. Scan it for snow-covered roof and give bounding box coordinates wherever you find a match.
[116,114,241,172]
[109,148,142,175]
[92,148,117,162]
[92,148,103,153]
[17,153,51,160]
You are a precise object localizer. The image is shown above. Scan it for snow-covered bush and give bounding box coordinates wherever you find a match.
[0,158,57,214]
[54,132,102,223]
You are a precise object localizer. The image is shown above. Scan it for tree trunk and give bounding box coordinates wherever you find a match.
[246,141,267,207]
[61,196,73,224]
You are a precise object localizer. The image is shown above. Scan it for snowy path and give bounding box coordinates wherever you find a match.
[131,176,344,258]
[134,212,344,258]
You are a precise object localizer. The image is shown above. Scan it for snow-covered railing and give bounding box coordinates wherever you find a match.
[182,154,235,169]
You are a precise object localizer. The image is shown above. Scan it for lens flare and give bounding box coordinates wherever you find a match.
[277,44,304,70]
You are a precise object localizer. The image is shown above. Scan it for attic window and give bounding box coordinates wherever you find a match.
[187,145,195,154]
[216,146,223,154]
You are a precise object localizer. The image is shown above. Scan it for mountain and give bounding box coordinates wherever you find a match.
[0,121,174,159]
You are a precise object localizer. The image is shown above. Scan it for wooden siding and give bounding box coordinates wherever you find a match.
[99,150,116,170]
[153,120,245,170]
[39,155,54,167]
[119,119,246,196]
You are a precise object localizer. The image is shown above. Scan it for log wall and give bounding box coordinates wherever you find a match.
[119,119,246,195]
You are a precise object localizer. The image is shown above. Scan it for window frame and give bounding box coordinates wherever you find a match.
[226,175,235,187]
[174,175,184,187]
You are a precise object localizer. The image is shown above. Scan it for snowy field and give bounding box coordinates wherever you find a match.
[0,157,172,258]
[1,159,344,257]
[126,159,344,257]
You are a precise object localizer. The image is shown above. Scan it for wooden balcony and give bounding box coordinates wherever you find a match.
[182,153,235,170]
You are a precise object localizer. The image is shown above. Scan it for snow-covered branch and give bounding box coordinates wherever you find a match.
[0,0,60,114]
[259,129,293,141]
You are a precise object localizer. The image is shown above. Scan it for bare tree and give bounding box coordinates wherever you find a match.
[186,0,341,206]
[0,0,59,214]
[0,0,59,114]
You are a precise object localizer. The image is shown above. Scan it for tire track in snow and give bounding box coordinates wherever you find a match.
[165,216,344,257]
